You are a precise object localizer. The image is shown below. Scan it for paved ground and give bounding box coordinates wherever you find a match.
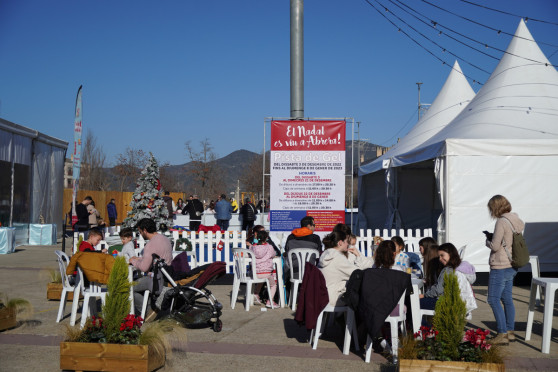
[0,240,557,371]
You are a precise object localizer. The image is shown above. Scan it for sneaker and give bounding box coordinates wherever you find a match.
[491,333,509,345]
[265,300,279,308]
[507,331,516,342]
[253,294,262,305]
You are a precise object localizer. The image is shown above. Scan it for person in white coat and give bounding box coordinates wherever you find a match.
[318,230,373,306]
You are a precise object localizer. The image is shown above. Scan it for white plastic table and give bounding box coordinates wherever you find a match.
[410,277,424,334]
[525,277,558,354]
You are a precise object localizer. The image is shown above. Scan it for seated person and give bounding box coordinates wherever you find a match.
[419,237,441,292]
[284,216,322,285]
[129,218,173,315]
[119,228,136,263]
[391,236,410,272]
[420,243,477,314]
[78,229,106,253]
[318,230,373,306]
[250,229,279,308]
[247,225,281,256]
[372,240,404,272]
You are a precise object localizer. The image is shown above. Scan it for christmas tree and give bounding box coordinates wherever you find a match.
[123,153,169,230]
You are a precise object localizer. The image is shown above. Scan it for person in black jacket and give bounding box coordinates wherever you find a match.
[184,194,204,231]
[73,196,93,232]
[240,198,258,231]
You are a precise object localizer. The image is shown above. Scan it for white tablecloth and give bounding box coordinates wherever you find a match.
[29,224,57,245]
[0,227,16,254]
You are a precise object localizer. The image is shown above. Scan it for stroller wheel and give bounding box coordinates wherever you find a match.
[213,319,222,332]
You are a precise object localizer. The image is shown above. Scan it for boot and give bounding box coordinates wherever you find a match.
[491,333,509,345]
[507,331,516,342]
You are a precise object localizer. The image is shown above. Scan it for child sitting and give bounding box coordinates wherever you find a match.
[250,229,278,308]
[391,236,410,272]
[78,229,106,253]
[119,228,136,263]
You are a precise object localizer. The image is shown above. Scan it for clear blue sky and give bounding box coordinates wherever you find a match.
[1,0,557,165]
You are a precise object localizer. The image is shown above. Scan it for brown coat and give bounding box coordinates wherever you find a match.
[66,251,115,284]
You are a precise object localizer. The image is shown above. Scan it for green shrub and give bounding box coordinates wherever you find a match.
[433,271,467,361]
[102,257,132,343]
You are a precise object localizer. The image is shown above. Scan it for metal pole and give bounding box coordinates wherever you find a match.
[350,119,354,229]
[356,122,361,168]
[262,119,266,226]
[416,82,422,120]
[291,0,304,119]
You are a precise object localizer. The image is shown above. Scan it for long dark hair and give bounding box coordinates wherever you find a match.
[438,243,462,269]
[420,237,441,288]
[374,240,396,268]
[247,225,265,243]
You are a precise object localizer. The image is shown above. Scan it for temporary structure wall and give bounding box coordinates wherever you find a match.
[358,61,475,232]
[0,118,68,244]
[358,20,558,272]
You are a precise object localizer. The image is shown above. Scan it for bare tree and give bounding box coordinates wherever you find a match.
[112,148,148,192]
[240,151,270,200]
[184,139,222,202]
[159,162,182,193]
[80,129,110,190]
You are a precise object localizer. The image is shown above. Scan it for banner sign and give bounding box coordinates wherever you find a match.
[270,120,345,232]
[71,85,83,226]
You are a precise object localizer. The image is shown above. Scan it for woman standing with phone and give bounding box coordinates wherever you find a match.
[485,195,525,345]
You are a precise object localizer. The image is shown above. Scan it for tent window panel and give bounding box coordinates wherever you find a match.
[0,160,10,226]
[12,163,30,224]
[398,167,438,230]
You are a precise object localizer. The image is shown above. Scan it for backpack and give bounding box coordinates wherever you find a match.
[501,217,529,269]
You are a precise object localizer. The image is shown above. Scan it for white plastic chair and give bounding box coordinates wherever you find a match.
[310,304,359,355]
[529,256,543,306]
[458,244,467,259]
[71,266,108,327]
[54,250,77,322]
[365,289,407,363]
[230,248,275,311]
[288,248,320,311]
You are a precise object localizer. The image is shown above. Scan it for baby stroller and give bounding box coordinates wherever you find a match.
[149,254,225,332]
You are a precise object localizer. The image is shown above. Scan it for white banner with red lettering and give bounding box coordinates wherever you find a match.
[270,120,345,232]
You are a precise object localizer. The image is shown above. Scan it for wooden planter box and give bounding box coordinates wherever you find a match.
[0,306,17,331]
[399,359,505,372]
[47,283,81,301]
[60,342,165,372]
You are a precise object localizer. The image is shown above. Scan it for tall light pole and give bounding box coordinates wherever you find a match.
[291,0,304,119]
[416,82,423,120]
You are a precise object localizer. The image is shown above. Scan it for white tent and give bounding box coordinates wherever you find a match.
[358,20,558,272]
[358,61,476,231]
[0,118,67,244]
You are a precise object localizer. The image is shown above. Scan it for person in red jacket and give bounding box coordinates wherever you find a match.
[78,229,106,253]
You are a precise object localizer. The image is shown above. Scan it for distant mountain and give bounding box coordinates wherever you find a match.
[103,142,384,193]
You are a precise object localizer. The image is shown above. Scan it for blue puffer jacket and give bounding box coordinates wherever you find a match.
[215,199,233,220]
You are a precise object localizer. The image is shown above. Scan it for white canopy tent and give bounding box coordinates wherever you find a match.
[358,61,476,231]
[358,20,558,272]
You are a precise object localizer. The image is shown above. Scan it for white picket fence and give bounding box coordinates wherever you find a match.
[357,228,433,257]
[73,227,433,273]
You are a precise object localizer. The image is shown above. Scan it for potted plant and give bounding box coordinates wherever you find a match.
[0,293,32,331]
[399,272,505,371]
[60,256,179,372]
